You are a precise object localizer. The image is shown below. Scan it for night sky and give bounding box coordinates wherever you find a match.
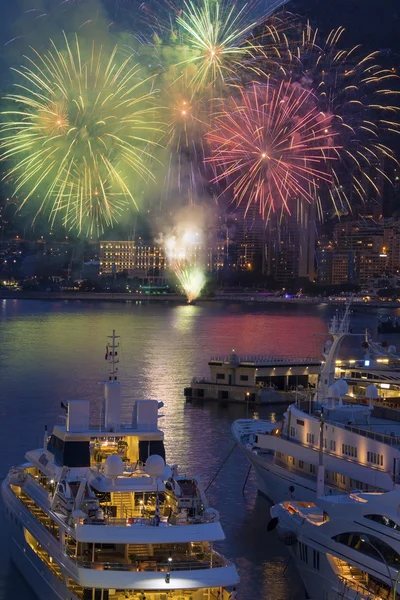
[0,0,399,55]
[292,0,400,53]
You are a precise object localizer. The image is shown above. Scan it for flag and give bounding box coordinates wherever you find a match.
[105,346,108,361]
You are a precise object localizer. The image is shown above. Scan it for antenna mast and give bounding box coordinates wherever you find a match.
[106,330,120,381]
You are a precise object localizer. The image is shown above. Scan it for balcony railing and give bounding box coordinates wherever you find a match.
[68,551,228,572]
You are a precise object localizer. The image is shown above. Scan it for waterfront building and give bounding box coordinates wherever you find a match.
[99,241,167,281]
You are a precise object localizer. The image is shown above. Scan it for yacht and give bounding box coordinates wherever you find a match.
[2,331,239,600]
[232,303,400,503]
[270,488,400,599]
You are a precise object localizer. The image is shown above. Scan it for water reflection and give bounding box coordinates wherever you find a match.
[0,300,376,600]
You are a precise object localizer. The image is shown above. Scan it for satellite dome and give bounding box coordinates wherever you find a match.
[145,454,165,478]
[104,454,124,479]
[389,345,397,354]
[325,339,333,346]
[335,379,349,396]
[328,384,340,398]
[163,464,172,480]
[366,384,379,400]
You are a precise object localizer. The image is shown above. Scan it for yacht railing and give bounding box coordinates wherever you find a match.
[84,512,217,527]
[331,421,400,447]
[210,355,320,366]
[70,553,228,572]
[337,574,374,598]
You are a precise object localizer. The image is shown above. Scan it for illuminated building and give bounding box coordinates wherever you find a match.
[99,241,166,279]
[231,205,265,270]
[334,220,389,285]
[332,252,355,285]
[265,201,316,284]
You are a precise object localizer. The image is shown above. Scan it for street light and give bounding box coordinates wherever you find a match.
[360,535,394,596]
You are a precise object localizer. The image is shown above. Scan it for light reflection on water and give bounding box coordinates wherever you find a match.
[0,300,382,600]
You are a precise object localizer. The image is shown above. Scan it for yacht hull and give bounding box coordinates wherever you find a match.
[289,551,365,600]
[9,522,80,600]
[241,447,325,504]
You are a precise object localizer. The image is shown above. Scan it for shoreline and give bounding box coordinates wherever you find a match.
[0,290,398,308]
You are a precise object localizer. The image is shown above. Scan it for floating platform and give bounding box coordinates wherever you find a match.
[184,352,321,404]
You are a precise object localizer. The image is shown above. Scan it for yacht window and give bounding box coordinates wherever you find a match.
[216,373,225,380]
[139,440,166,463]
[297,420,305,426]
[332,532,400,568]
[365,515,400,531]
[240,375,249,381]
[299,460,304,469]
[313,549,320,570]
[299,542,308,563]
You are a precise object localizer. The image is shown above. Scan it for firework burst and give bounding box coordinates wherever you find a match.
[262,24,400,213]
[207,80,339,218]
[176,0,288,94]
[0,34,162,236]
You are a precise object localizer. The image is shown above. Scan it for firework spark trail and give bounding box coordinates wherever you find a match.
[206,80,340,218]
[256,24,400,213]
[172,262,206,302]
[0,33,163,236]
[164,230,206,301]
[175,0,289,94]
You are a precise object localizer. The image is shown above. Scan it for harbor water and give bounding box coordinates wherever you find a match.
[0,299,391,600]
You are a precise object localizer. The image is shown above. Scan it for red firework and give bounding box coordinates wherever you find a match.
[206,80,341,217]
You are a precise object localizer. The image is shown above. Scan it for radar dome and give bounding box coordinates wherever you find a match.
[335,379,349,396]
[104,454,124,479]
[328,384,340,398]
[389,345,397,354]
[366,384,379,399]
[163,464,172,480]
[145,455,165,478]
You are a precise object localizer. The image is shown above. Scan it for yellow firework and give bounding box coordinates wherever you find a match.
[0,33,162,236]
[175,0,287,94]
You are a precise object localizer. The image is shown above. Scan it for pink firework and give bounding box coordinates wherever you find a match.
[206,80,341,218]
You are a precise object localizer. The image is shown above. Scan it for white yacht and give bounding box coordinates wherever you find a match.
[270,489,400,599]
[232,303,400,503]
[2,331,239,600]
